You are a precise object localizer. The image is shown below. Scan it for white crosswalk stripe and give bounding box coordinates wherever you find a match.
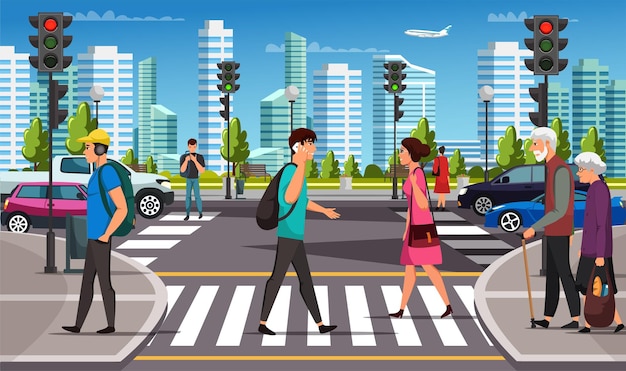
[261,286,292,346]
[454,285,493,346]
[159,212,220,222]
[380,285,422,346]
[307,285,331,346]
[216,285,256,347]
[139,225,201,235]
[130,257,157,266]
[148,285,185,346]
[170,285,218,346]
[116,240,180,249]
[345,285,376,346]
[417,285,467,346]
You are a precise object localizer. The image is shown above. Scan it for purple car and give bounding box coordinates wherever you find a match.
[1,182,87,233]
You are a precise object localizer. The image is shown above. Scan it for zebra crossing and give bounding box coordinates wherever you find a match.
[145,283,493,349]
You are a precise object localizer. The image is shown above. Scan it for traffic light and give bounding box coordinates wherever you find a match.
[29,12,72,72]
[394,95,404,121]
[524,15,568,75]
[49,80,68,129]
[529,83,548,127]
[383,61,407,93]
[217,61,240,93]
[219,96,229,121]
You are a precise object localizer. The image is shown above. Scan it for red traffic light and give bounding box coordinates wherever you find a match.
[44,18,58,32]
[539,21,553,35]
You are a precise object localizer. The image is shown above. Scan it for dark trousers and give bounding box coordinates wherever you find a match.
[544,236,580,317]
[260,237,322,323]
[75,239,116,328]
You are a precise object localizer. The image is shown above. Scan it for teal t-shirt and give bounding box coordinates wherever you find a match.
[277,164,308,240]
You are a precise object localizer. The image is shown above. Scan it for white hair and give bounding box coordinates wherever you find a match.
[574,152,607,175]
[530,127,557,150]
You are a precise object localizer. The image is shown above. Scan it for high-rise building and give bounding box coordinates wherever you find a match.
[313,63,362,168]
[198,20,233,174]
[547,81,571,161]
[477,42,535,169]
[77,46,134,159]
[372,54,435,170]
[0,46,31,171]
[285,32,306,131]
[604,80,626,179]
[138,57,157,162]
[151,104,178,173]
[571,59,609,155]
[260,88,290,167]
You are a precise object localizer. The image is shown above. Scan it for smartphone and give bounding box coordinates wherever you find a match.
[292,142,299,152]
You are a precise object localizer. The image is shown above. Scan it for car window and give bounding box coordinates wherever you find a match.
[16,185,47,198]
[60,157,90,174]
[574,192,587,202]
[52,185,84,200]
[502,167,532,183]
[532,166,545,182]
[80,185,87,194]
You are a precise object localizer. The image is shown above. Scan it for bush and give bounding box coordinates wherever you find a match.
[363,164,384,178]
[468,166,484,179]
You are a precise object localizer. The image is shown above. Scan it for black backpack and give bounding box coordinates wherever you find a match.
[180,151,190,177]
[256,163,298,230]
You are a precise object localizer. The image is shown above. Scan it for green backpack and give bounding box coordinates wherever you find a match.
[98,161,136,236]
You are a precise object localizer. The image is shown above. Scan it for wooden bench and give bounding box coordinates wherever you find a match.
[240,163,271,181]
[127,164,147,173]
[384,164,409,181]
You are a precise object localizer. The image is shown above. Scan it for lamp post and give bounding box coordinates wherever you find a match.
[90,85,105,128]
[479,85,494,182]
[285,86,299,159]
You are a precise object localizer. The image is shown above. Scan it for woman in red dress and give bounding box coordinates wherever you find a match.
[433,146,450,210]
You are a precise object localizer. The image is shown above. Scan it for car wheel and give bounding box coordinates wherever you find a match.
[499,211,522,233]
[473,196,493,216]
[7,213,31,233]
[137,193,163,219]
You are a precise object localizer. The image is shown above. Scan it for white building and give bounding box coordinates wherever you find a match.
[313,63,362,169]
[77,46,134,159]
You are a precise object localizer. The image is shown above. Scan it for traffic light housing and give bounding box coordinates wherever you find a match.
[524,15,568,75]
[29,12,72,72]
[394,95,404,122]
[529,83,548,127]
[219,96,229,121]
[217,61,240,93]
[49,80,68,129]
[383,61,407,93]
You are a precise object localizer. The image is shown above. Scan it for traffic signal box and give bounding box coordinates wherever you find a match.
[524,15,568,75]
[217,61,240,94]
[383,61,407,93]
[29,12,72,72]
[529,83,548,127]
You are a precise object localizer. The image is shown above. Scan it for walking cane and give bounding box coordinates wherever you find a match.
[516,232,536,328]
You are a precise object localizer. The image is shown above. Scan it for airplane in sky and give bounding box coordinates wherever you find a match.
[404,25,452,38]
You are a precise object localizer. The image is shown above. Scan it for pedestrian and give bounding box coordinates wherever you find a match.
[573,152,623,333]
[62,129,127,334]
[258,128,339,335]
[523,127,580,329]
[389,137,453,319]
[433,145,450,211]
[180,138,205,221]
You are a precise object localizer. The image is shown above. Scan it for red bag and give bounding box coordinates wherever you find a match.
[584,266,615,328]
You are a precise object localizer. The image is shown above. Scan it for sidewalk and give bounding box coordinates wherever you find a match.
[475,226,626,368]
[0,232,167,370]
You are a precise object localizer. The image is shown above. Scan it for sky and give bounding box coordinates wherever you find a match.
[1,0,625,165]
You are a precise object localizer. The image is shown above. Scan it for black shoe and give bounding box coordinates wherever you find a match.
[561,321,579,329]
[198,213,203,219]
[441,305,453,318]
[435,207,440,211]
[389,309,404,318]
[615,324,624,333]
[97,326,115,334]
[184,215,189,221]
[62,326,80,333]
[578,327,591,333]
[535,319,550,328]
[441,207,446,211]
[318,325,337,334]
[258,324,275,335]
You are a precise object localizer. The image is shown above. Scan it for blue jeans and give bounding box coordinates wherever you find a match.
[185,178,202,215]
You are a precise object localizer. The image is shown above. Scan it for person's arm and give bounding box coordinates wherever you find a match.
[306,200,340,219]
[180,155,189,173]
[193,154,205,174]
[531,167,570,231]
[99,186,127,242]
[411,170,429,210]
[285,164,306,204]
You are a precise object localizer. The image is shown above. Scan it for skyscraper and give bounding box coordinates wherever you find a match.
[547,82,571,161]
[476,42,535,169]
[285,32,306,131]
[260,89,290,165]
[198,20,233,174]
[313,63,362,168]
[151,104,178,161]
[372,54,435,170]
[138,57,157,162]
[77,46,134,159]
[604,80,626,178]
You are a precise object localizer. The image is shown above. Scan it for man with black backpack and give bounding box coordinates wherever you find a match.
[257,128,340,336]
[180,138,205,221]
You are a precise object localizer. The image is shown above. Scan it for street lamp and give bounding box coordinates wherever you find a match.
[285,85,299,158]
[479,85,494,182]
[90,85,105,128]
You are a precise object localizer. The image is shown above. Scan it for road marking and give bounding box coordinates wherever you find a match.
[130,257,157,266]
[117,240,180,249]
[148,285,184,346]
[170,285,218,347]
[396,211,466,222]
[262,286,291,347]
[139,226,201,235]
[417,285,467,346]
[436,225,490,236]
[216,286,256,347]
[135,355,506,361]
[453,285,493,346]
[466,255,505,266]
[380,285,422,346]
[345,285,376,346]
[160,212,219,222]
[155,271,483,277]
[307,285,331,346]
[445,240,512,250]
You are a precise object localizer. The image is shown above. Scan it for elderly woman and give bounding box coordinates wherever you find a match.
[574,152,623,333]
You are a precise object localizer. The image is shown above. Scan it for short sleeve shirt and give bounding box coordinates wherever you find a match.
[86,164,121,239]
[277,164,309,241]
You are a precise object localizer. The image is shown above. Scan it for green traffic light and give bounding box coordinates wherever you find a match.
[44,36,57,49]
[391,83,399,91]
[44,55,58,68]
[539,39,553,52]
[391,73,399,81]
[225,64,232,71]
[539,58,553,71]
[225,73,232,80]
[225,83,232,91]
[391,64,399,71]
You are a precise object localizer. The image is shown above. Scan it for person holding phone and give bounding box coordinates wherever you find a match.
[180,138,205,221]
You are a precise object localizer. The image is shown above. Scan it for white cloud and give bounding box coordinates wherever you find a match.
[67,10,184,21]
[265,41,388,53]
[487,11,528,22]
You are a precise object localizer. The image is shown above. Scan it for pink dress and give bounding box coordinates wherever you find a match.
[399,169,443,266]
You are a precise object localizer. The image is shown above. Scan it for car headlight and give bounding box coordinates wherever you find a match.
[459,188,468,196]
[156,179,171,189]
[491,205,504,211]
[621,200,624,208]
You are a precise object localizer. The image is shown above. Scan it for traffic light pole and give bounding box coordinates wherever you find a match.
[224,92,232,200]
[540,74,548,277]
[392,93,398,200]
[45,72,57,273]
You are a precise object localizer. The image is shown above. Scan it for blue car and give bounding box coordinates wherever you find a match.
[484,190,626,233]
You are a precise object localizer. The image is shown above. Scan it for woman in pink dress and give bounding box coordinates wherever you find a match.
[389,137,453,319]
[433,146,450,211]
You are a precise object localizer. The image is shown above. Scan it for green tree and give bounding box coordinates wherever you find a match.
[496,126,525,170]
[22,117,49,171]
[387,149,400,173]
[409,117,437,167]
[551,117,571,161]
[468,165,484,179]
[220,117,250,176]
[524,138,538,164]
[320,150,340,178]
[66,102,98,155]
[146,155,158,174]
[363,164,384,178]
[120,148,138,165]
[580,126,606,162]
[305,160,319,178]
[343,154,361,177]
[448,149,466,176]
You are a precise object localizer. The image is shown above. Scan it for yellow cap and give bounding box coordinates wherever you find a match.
[76,128,110,146]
